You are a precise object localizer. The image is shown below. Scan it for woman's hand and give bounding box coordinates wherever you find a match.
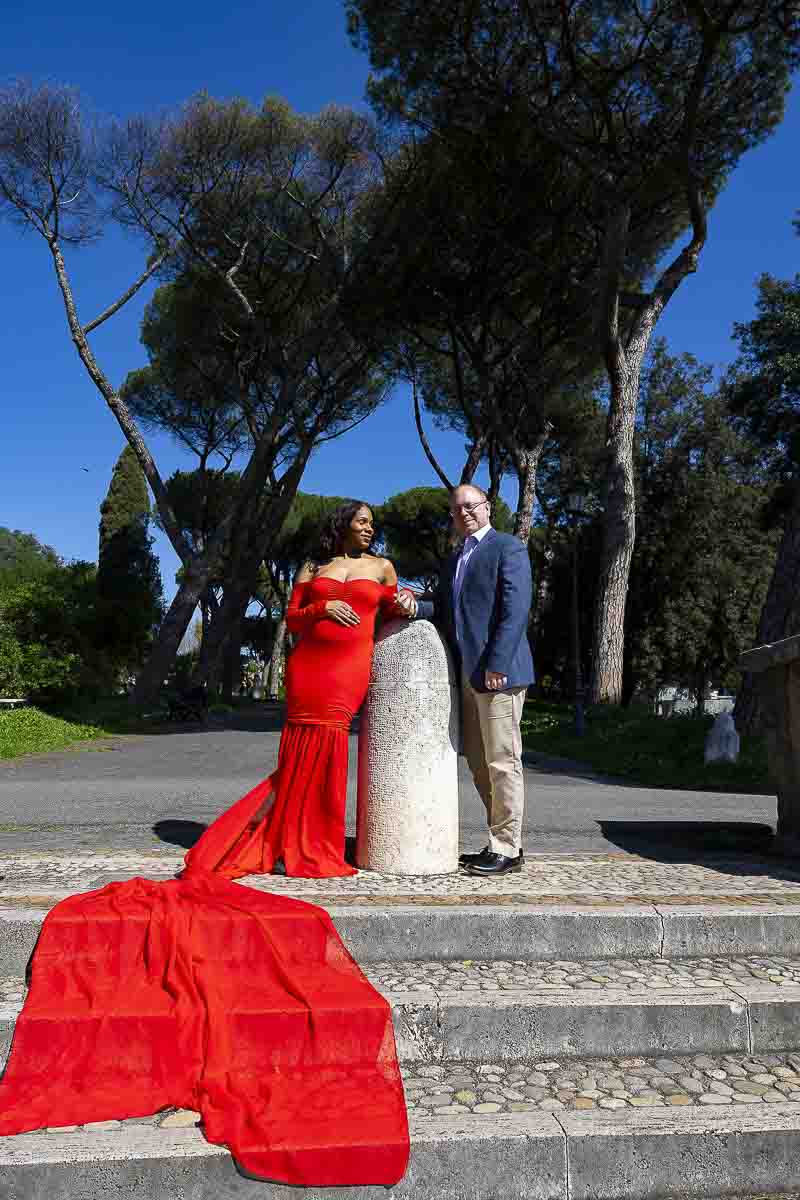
[325,600,360,626]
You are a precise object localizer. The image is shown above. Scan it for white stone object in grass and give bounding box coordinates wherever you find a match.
[704,712,740,765]
[356,618,459,875]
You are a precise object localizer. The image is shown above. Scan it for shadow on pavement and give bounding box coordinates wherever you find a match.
[600,819,800,883]
[152,819,207,849]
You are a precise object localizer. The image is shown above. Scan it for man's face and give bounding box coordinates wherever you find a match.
[450,487,490,540]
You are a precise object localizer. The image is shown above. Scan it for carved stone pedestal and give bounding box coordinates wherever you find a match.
[356,618,460,875]
[739,634,800,852]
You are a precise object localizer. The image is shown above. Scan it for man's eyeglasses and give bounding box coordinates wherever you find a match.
[449,499,489,518]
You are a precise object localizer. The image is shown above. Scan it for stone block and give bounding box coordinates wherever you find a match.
[329,904,663,964]
[391,991,441,1062]
[736,984,800,1052]
[435,989,748,1062]
[0,908,44,976]
[562,1102,800,1200]
[0,1113,567,1200]
[659,905,800,959]
[356,619,459,875]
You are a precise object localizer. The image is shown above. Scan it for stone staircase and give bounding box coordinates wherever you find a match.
[3,850,800,1199]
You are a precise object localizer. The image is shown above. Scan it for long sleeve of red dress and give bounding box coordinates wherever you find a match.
[285,582,328,634]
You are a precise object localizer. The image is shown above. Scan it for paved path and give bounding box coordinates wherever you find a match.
[0,712,778,857]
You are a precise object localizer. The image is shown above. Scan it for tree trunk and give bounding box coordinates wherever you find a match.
[511,427,549,543]
[266,616,287,698]
[221,612,245,702]
[735,484,800,734]
[460,436,486,486]
[132,574,208,706]
[589,361,640,705]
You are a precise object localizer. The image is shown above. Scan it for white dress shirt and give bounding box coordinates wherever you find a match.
[453,522,492,606]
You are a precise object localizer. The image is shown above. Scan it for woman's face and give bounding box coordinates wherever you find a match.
[348,506,374,551]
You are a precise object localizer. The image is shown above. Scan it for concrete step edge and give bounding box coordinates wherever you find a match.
[5,903,800,973]
[4,1105,800,1200]
[3,984,800,1066]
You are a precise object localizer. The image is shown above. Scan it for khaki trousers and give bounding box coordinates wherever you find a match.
[460,670,527,856]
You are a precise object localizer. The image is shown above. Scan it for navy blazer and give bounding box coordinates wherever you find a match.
[417,528,535,693]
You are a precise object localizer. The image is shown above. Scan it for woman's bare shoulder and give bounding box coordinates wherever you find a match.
[378,556,398,585]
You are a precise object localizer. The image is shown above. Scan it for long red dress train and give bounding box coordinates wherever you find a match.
[0,577,410,1186]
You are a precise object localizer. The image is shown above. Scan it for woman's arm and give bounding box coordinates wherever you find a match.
[285,573,327,634]
[286,563,361,631]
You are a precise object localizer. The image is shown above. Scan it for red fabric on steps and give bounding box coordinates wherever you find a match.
[0,869,409,1185]
[0,575,410,1184]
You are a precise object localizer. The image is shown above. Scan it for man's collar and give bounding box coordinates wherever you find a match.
[472,523,493,543]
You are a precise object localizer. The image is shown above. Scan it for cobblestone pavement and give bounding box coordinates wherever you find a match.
[6,1052,800,1136]
[2,850,800,904]
[364,955,800,993]
[400,1052,800,1115]
[5,956,800,1007]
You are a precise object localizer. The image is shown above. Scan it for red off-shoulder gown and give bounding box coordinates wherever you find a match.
[185,576,398,879]
[0,578,410,1187]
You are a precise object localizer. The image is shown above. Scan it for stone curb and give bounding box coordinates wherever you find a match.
[3,1105,800,1200]
[4,903,800,975]
[3,984,800,1073]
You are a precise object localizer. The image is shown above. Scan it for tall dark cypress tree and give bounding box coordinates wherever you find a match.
[96,446,164,680]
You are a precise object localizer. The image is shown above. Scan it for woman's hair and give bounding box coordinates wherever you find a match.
[313,499,372,566]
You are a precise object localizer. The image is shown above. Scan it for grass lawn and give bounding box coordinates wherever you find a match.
[0,706,117,760]
[0,697,160,760]
[521,700,773,794]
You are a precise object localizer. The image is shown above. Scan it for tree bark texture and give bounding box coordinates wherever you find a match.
[511,429,548,543]
[192,458,308,689]
[590,174,707,704]
[132,574,209,706]
[221,613,245,702]
[267,616,287,698]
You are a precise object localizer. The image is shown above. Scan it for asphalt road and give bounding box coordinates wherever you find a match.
[0,713,778,857]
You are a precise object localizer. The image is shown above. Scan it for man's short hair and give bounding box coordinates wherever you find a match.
[450,483,489,503]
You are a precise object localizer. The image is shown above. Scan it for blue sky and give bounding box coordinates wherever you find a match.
[0,0,798,599]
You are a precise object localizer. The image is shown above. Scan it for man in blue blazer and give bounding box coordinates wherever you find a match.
[402,484,534,876]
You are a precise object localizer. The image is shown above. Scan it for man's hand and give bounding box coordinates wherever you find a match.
[394,589,418,619]
[485,670,508,691]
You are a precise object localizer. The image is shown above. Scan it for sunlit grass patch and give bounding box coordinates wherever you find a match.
[0,706,112,759]
[521,700,772,793]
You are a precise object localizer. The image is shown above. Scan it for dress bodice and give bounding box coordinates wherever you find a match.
[303,576,397,616]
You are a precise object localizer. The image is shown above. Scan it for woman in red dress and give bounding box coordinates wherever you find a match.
[184,499,405,879]
[0,501,410,1188]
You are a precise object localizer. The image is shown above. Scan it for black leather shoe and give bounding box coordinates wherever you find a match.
[465,851,523,877]
[460,847,524,868]
[459,846,488,866]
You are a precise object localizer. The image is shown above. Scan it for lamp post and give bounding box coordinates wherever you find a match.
[566,488,587,737]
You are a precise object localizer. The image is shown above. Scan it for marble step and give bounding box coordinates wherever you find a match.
[4,1085,800,1200]
[3,958,800,1069]
[5,900,800,975]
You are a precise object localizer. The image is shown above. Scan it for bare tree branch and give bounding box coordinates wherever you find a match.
[83,248,171,334]
[413,375,454,490]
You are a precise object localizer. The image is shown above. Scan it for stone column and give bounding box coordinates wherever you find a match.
[356,618,460,874]
[739,634,800,853]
